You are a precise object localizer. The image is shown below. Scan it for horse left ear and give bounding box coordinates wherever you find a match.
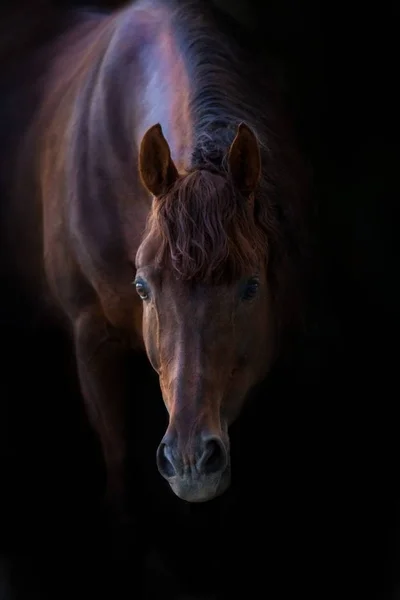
[139,123,179,197]
[228,122,261,197]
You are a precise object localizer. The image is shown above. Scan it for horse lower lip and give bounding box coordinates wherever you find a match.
[173,487,224,503]
[167,469,230,503]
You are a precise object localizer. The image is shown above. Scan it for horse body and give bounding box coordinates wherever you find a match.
[1,0,311,506]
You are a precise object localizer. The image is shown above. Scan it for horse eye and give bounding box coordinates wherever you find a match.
[242,277,260,301]
[134,279,150,300]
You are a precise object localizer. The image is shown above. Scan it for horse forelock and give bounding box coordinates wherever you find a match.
[144,169,267,284]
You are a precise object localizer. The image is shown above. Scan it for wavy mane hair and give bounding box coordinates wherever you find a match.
[145,169,267,284]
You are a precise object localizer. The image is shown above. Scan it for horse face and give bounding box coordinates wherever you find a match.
[135,122,274,502]
[134,258,274,503]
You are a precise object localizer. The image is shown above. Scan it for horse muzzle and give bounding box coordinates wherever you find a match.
[156,431,231,502]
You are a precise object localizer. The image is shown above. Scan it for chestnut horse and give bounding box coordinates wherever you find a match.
[1,0,310,506]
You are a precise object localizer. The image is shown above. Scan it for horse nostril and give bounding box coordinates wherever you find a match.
[156,442,176,479]
[199,437,227,475]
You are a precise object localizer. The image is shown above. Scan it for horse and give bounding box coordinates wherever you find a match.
[0,0,311,510]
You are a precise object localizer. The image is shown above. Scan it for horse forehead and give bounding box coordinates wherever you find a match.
[161,279,233,320]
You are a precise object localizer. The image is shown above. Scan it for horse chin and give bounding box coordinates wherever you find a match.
[168,468,231,503]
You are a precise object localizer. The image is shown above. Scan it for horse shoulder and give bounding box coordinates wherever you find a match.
[43,223,144,348]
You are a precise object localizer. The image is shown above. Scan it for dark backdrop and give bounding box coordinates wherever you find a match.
[0,1,398,599]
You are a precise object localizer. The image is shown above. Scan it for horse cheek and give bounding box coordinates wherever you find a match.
[142,305,160,373]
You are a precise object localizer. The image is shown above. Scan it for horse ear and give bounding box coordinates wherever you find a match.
[139,123,179,197]
[227,122,261,197]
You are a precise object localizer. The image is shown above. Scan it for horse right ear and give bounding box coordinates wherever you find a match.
[139,123,179,197]
[228,122,261,197]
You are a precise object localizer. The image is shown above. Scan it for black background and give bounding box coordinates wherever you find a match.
[0,0,398,598]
